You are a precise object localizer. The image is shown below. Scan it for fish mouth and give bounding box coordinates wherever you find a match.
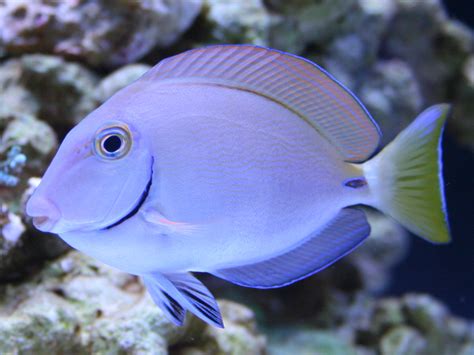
[32,216,56,232]
[103,159,154,230]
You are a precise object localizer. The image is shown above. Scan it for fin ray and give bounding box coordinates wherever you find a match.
[141,45,380,162]
[143,272,223,328]
[363,104,451,243]
[167,273,223,328]
[212,208,370,289]
[142,275,186,326]
[142,208,203,235]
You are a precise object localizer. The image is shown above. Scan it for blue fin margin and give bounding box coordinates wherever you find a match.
[212,208,370,289]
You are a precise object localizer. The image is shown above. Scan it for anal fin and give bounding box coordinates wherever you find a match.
[212,208,370,289]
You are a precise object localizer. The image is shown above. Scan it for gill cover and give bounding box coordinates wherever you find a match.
[30,117,152,233]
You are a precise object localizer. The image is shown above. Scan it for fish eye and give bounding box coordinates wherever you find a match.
[103,135,122,153]
[94,125,132,160]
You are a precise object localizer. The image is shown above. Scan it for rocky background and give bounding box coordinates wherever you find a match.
[0,0,473,354]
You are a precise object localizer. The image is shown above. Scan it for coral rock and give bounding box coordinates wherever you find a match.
[0,179,69,282]
[0,106,66,282]
[267,328,355,355]
[0,0,203,67]
[0,55,99,127]
[451,55,474,152]
[94,63,152,104]
[379,326,427,355]
[189,0,271,47]
[384,0,473,102]
[0,252,266,354]
[358,60,423,145]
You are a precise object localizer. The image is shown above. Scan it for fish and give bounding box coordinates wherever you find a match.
[26,45,451,328]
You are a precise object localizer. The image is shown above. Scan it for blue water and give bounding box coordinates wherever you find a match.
[444,0,474,28]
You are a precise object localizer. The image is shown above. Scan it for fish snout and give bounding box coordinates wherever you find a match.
[26,195,61,233]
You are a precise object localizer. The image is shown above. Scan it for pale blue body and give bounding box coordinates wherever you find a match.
[61,83,366,274]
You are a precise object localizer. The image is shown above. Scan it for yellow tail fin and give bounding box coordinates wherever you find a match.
[363,104,451,243]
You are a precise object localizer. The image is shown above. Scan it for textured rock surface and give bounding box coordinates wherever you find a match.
[0,55,98,127]
[358,60,423,145]
[0,107,67,282]
[3,250,469,355]
[384,0,473,102]
[268,328,356,355]
[0,176,69,282]
[171,0,271,55]
[0,0,202,67]
[0,252,266,354]
[350,211,408,292]
[0,60,37,119]
[94,63,152,104]
[0,57,73,281]
[265,294,474,355]
[18,55,99,126]
[0,112,56,168]
[173,302,266,354]
[369,294,474,355]
[382,0,474,150]
[267,0,394,81]
[451,55,474,151]
[201,0,271,46]
[265,0,359,48]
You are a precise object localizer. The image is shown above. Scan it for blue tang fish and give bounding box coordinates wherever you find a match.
[26,45,450,328]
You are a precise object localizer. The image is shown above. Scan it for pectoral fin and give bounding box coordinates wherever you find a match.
[142,208,202,235]
[212,208,370,288]
[142,274,186,326]
[167,273,223,328]
[142,272,223,328]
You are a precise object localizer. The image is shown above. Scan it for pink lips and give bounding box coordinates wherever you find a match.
[26,195,61,233]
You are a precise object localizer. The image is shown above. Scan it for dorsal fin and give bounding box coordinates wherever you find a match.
[141,45,381,162]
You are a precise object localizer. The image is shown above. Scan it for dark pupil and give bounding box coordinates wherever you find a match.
[103,135,122,153]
